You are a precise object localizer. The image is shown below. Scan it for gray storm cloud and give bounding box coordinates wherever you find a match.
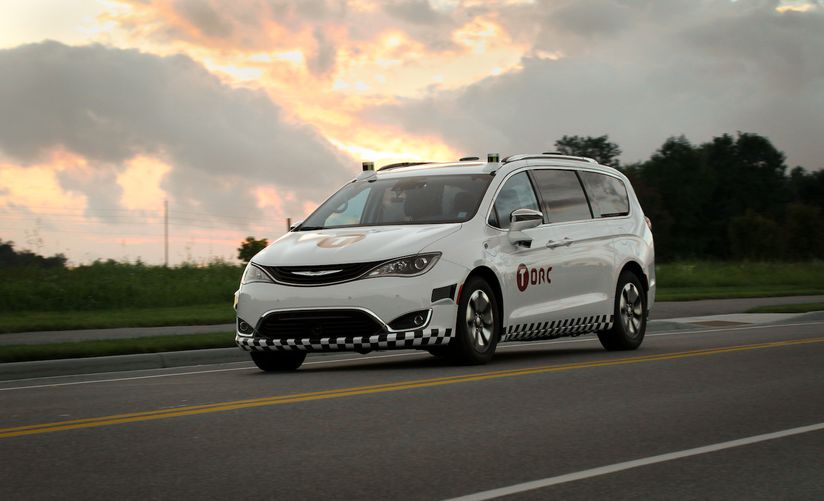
[0,41,351,221]
[363,1,824,169]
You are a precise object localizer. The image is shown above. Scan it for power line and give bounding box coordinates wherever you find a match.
[0,212,274,224]
[0,205,288,221]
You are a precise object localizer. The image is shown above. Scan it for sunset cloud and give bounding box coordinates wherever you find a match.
[363,0,824,168]
[0,41,351,215]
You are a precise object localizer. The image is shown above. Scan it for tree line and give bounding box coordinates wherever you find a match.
[0,240,67,268]
[556,133,824,261]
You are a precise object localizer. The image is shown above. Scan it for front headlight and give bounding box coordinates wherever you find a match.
[366,253,441,278]
[241,263,274,284]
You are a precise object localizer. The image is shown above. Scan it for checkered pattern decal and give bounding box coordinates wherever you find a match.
[501,314,614,342]
[236,328,453,352]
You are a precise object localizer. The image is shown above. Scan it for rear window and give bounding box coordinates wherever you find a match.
[531,169,592,223]
[579,171,630,218]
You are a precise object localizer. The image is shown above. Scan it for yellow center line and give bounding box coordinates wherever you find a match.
[2,337,822,439]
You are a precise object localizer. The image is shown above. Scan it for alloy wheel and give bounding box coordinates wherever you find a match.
[465,289,494,349]
[619,282,644,338]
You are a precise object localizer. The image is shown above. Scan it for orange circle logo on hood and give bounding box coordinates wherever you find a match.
[317,234,366,248]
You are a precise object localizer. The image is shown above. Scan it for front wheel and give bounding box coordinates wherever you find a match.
[598,271,647,351]
[446,277,500,364]
[250,351,307,372]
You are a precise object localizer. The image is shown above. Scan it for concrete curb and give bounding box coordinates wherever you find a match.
[0,348,248,381]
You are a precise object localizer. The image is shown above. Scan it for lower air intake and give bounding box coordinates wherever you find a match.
[257,310,385,340]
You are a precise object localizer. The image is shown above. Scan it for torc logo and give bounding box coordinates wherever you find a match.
[516,264,553,292]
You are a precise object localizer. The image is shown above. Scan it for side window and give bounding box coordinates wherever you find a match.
[323,185,371,226]
[490,172,540,229]
[531,169,592,223]
[579,171,630,218]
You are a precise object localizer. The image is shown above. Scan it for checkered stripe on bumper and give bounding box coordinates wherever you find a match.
[237,328,453,352]
[501,315,614,342]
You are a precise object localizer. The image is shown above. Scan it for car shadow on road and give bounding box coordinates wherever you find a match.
[290,346,607,373]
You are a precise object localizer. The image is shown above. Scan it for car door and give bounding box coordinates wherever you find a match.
[529,168,614,322]
[487,171,545,325]
[488,170,581,335]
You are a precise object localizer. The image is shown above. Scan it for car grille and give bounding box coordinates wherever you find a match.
[257,310,385,340]
[261,261,383,286]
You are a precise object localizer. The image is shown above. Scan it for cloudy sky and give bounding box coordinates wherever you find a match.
[1,0,822,265]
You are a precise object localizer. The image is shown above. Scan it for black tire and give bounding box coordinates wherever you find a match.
[250,351,307,372]
[446,276,501,364]
[598,271,647,351]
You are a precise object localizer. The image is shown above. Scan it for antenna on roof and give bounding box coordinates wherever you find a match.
[362,161,375,172]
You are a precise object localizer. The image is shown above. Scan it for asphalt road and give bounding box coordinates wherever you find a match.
[1,320,823,500]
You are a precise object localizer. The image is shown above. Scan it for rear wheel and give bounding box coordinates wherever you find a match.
[250,351,307,372]
[598,271,647,351]
[447,276,500,364]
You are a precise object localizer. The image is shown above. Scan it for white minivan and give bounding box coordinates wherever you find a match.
[235,154,655,371]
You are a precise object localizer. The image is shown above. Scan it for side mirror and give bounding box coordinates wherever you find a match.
[508,208,543,247]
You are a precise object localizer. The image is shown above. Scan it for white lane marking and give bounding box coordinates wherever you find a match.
[1,320,822,392]
[448,422,824,501]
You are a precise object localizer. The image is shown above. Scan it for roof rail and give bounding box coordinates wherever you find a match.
[378,162,432,171]
[502,153,598,165]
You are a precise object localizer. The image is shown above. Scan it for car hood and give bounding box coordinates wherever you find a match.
[252,224,461,266]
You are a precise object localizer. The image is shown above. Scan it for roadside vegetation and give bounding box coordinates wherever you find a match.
[746,302,824,314]
[654,262,824,301]
[0,332,235,363]
[0,258,240,311]
[0,304,233,333]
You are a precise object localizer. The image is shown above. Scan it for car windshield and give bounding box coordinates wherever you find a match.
[298,174,493,230]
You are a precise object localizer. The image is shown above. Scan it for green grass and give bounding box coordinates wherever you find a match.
[654,261,824,301]
[0,304,234,334]
[0,332,236,363]
[656,286,824,301]
[746,302,824,314]
[0,261,242,312]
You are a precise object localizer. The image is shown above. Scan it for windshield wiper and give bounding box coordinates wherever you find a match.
[296,226,325,231]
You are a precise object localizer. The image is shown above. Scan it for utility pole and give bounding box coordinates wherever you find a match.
[286,217,291,231]
[164,199,169,267]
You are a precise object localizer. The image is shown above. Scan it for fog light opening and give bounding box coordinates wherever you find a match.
[388,309,431,331]
[237,318,255,336]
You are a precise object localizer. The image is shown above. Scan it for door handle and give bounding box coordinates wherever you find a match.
[546,237,574,249]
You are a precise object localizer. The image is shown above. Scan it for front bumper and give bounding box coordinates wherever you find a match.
[234,260,465,352]
[236,326,452,352]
